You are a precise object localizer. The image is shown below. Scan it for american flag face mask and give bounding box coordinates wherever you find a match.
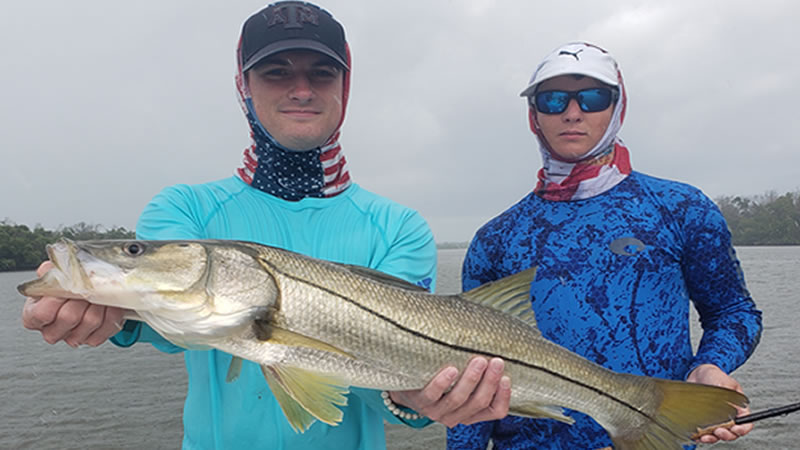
[523,42,632,202]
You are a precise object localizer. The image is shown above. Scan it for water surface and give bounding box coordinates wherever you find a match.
[2,247,798,448]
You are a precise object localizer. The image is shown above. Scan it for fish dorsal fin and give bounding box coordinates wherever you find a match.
[261,364,350,432]
[226,356,244,383]
[253,321,355,360]
[461,267,539,330]
[341,264,428,292]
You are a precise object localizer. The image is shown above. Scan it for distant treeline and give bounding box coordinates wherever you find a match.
[0,221,135,271]
[1,192,798,271]
[436,191,800,249]
[715,191,800,246]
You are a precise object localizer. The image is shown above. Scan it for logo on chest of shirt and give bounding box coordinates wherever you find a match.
[609,236,646,256]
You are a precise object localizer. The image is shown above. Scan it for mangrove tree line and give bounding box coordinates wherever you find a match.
[0,221,135,271]
[1,190,799,271]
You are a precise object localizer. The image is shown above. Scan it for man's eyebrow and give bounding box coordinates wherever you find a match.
[312,60,340,70]
[251,57,340,70]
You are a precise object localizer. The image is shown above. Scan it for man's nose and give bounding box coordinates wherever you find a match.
[562,99,583,121]
[289,75,314,101]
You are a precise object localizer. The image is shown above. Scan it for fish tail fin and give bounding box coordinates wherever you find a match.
[610,378,747,450]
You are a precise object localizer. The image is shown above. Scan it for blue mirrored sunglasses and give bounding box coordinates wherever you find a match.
[533,88,616,114]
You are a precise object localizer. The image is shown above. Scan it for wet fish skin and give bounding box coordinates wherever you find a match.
[18,238,748,449]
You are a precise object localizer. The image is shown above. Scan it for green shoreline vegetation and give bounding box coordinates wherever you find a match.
[2,191,799,272]
[715,191,800,246]
[0,221,135,271]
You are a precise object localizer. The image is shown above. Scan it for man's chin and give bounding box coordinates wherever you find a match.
[275,136,326,151]
[550,147,593,161]
[273,127,336,151]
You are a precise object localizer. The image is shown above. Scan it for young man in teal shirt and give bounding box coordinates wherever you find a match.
[22,2,511,448]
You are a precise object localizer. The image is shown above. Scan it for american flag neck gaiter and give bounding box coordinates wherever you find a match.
[236,130,351,201]
[234,38,352,201]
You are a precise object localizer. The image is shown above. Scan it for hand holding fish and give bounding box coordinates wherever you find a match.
[687,364,753,444]
[22,261,128,348]
[389,357,511,427]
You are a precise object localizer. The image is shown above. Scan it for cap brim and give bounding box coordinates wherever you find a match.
[519,69,618,97]
[243,39,349,71]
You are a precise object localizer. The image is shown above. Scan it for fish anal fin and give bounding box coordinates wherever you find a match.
[226,356,244,383]
[509,402,574,424]
[461,267,539,330]
[262,364,350,430]
[261,365,318,433]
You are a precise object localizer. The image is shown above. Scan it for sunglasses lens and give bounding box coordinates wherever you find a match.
[533,88,615,114]
[577,88,613,112]
[534,91,570,114]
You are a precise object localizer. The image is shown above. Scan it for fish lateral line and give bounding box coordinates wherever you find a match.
[263,261,665,428]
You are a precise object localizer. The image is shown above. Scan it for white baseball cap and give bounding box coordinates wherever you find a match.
[520,42,620,97]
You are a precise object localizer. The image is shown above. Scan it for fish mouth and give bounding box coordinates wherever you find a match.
[19,238,132,304]
[17,238,95,299]
[48,238,94,292]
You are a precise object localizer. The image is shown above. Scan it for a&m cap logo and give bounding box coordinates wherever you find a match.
[266,3,319,29]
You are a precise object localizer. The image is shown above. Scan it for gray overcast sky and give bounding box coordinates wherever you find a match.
[1,0,798,242]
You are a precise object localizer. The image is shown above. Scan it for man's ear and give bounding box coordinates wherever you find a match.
[528,107,540,136]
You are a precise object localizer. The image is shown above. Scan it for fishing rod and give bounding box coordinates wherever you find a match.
[692,401,800,439]
[734,401,800,425]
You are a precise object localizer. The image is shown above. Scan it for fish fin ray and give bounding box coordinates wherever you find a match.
[226,356,244,382]
[608,378,748,450]
[262,364,349,429]
[509,403,574,424]
[261,365,319,433]
[461,267,539,329]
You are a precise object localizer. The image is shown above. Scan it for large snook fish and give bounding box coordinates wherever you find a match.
[19,238,746,449]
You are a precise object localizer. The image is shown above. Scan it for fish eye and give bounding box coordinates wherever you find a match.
[123,242,146,256]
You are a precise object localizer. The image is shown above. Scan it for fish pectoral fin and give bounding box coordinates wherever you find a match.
[509,402,574,424]
[261,365,319,433]
[261,364,350,431]
[226,356,244,383]
[261,325,355,360]
[461,267,540,330]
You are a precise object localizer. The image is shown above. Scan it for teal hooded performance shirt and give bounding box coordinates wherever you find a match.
[111,176,437,449]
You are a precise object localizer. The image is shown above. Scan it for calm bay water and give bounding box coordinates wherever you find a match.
[1,247,798,449]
